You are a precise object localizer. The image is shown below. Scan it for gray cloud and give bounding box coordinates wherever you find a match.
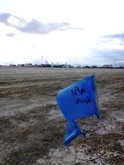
[95,48,124,58]
[104,32,124,42]
[0,13,11,25]
[0,13,82,35]
[6,32,16,37]
[92,48,124,66]
[92,32,124,66]
[17,19,71,34]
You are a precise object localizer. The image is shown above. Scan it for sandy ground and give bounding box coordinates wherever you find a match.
[0,67,123,165]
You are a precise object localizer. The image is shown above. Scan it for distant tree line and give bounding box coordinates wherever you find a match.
[0,63,123,69]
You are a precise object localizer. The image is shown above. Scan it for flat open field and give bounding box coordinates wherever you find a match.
[0,67,124,165]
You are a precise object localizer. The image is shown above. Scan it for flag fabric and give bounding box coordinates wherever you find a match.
[64,120,86,145]
[56,75,100,145]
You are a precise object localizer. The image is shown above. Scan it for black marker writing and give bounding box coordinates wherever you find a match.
[76,96,91,104]
[71,86,85,96]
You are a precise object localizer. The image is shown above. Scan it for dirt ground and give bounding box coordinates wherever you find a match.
[0,67,123,165]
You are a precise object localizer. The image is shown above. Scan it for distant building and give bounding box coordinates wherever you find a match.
[17,64,24,67]
[10,64,16,67]
[24,63,32,67]
[102,64,113,68]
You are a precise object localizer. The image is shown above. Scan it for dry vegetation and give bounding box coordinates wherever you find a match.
[0,67,123,165]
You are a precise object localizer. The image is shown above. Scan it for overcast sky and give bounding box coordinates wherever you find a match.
[0,0,124,66]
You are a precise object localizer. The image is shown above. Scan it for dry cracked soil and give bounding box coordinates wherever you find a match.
[0,67,123,165]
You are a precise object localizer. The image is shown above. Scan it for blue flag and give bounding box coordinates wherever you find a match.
[56,75,100,145]
[64,120,86,145]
